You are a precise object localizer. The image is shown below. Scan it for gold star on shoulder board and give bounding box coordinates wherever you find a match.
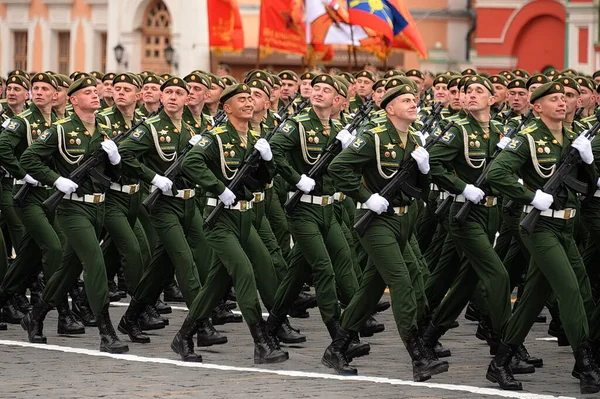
[307,129,317,136]
[158,129,168,135]
[535,139,547,146]
[384,143,395,150]
[30,122,39,129]
[223,143,234,150]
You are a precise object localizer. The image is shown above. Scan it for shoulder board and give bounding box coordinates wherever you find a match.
[55,116,72,125]
[249,129,260,138]
[292,112,311,123]
[565,126,575,135]
[332,119,342,129]
[490,120,503,128]
[582,115,596,124]
[456,118,469,126]
[98,123,109,129]
[422,106,432,112]
[520,124,538,134]
[144,115,160,125]
[17,109,32,118]
[371,115,387,124]
[99,108,114,117]
[368,125,386,134]
[211,125,227,135]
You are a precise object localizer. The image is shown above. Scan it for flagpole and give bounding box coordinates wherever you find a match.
[256,46,260,69]
[347,46,352,72]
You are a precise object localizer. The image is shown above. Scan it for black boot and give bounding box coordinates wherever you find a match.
[148,304,169,325]
[249,321,288,364]
[277,317,306,344]
[374,299,391,313]
[2,295,25,324]
[155,298,172,314]
[14,291,32,313]
[196,319,228,347]
[288,308,310,318]
[404,330,449,382]
[359,315,384,337]
[345,331,371,361]
[29,273,45,308]
[211,302,243,325]
[20,299,52,343]
[422,322,451,358]
[116,267,128,298]
[57,297,85,335]
[171,316,202,362]
[70,286,97,327]
[107,280,121,302]
[117,298,150,343]
[475,322,490,342]
[509,355,535,374]
[292,291,317,311]
[575,341,600,394]
[97,305,129,353]
[224,300,237,310]
[486,342,522,390]
[322,322,357,375]
[515,344,543,368]
[464,302,481,322]
[163,279,185,302]
[138,305,166,331]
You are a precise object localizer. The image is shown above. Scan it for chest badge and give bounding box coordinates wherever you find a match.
[391,151,397,159]
[166,136,171,143]
[230,150,236,157]
[76,138,81,145]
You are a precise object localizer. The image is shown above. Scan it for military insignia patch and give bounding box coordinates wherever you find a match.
[131,129,146,140]
[38,130,52,143]
[506,138,523,152]
[3,119,20,132]
[350,137,367,152]
[440,131,456,144]
[198,137,212,149]
[280,122,295,136]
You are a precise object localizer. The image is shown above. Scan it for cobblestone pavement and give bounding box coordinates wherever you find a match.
[0,294,584,399]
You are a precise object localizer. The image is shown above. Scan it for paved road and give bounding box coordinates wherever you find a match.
[0,294,584,399]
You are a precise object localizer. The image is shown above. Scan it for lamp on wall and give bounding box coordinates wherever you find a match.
[113,43,124,65]
[164,44,178,70]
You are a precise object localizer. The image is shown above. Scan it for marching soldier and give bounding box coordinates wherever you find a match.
[203,74,226,117]
[137,74,164,118]
[349,70,375,114]
[19,76,128,353]
[51,74,72,119]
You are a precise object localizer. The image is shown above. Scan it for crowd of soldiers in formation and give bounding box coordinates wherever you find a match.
[1,63,600,395]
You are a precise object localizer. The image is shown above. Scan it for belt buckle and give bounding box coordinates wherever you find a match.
[183,189,191,200]
[254,193,262,202]
[240,201,248,211]
[484,196,494,207]
[129,185,137,194]
[321,196,329,206]
[93,193,102,203]
[338,193,345,201]
[397,206,406,215]
[564,208,572,219]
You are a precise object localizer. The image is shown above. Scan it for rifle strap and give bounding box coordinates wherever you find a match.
[525,134,556,179]
[57,124,84,165]
[23,117,33,147]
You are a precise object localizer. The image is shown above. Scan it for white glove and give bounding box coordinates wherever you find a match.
[254,138,273,161]
[218,187,236,206]
[54,176,78,195]
[497,136,512,150]
[151,174,173,194]
[597,177,600,189]
[462,184,485,204]
[530,189,553,211]
[23,174,39,187]
[415,130,428,145]
[572,134,594,165]
[189,135,202,146]
[101,140,121,165]
[336,129,354,150]
[364,193,389,215]
[410,147,430,174]
[296,174,316,194]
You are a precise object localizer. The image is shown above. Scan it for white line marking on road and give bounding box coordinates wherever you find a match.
[109,300,271,317]
[0,339,576,399]
[536,338,558,341]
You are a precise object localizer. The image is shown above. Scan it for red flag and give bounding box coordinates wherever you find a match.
[258,0,306,58]
[388,0,428,59]
[208,0,244,55]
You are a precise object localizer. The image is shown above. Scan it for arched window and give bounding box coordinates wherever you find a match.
[141,0,172,73]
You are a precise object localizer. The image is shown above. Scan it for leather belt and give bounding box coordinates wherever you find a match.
[454,194,498,207]
[356,202,409,216]
[149,186,195,200]
[288,192,334,206]
[253,192,265,203]
[265,180,274,190]
[206,197,253,211]
[109,182,140,195]
[429,183,439,191]
[63,193,105,204]
[333,192,346,202]
[523,205,576,220]
[439,191,451,200]
[594,189,600,198]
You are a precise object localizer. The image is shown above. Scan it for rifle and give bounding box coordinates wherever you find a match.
[574,107,584,121]
[203,96,312,230]
[142,109,228,214]
[283,99,375,215]
[420,102,443,136]
[520,121,600,235]
[453,110,534,225]
[491,103,505,121]
[354,121,455,237]
[41,109,161,215]
[276,92,300,121]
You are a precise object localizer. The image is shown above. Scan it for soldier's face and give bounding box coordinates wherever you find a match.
[564,87,579,114]
[372,87,386,107]
[31,82,57,108]
[251,88,269,114]
[161,86,187,114]
[347,82,357,98]
[528,84,542,94]
[535,93,566,121]
[270,84,281,104]
[595,76,600,85]
[449,87,461,111]
[5,84,29,107]
[311,83,337,109]
[408,76,424,95]
[508,88,529,112]
[300,80,313,98]
[187,82,208,107]
[433,83,449,106]
[53,87,68,108]
[465,84,494,112]
[280,80,298,99]
[70,87,100,112]
[142,83,161,105]
[113,82,139,108]
[579,87,593,109]
[103,80,113,98]
[225,93,254,120]
[492,84,507,103]
[96,81,105,97]
[355,77,374,98]
[206,84,223,105]
[386,94,418,122]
